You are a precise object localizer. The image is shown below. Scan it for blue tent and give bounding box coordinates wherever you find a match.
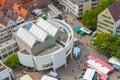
[79,31,85,35]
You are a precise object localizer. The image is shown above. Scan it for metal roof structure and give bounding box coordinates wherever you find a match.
[16,27,37,47]
[36,18,58,36]
[87,59,110,74]
[26,22,48,42]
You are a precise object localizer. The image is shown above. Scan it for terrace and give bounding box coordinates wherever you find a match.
[20,43,63,56]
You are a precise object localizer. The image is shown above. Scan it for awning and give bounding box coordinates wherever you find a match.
[79,31,85,35]
[75,26,81,32]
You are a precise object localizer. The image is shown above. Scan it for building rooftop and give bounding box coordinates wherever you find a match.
[48,4,62,16]
[0,0,5,9]
[109,1,120,22]
[0,23,6,29]
[0,10,10,26]
[6,9,19,22]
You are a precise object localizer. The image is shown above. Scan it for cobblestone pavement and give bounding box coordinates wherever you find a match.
[14,14,120,80]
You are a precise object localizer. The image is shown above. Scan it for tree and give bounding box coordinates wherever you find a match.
[52,0,59,5]
[93,32,120,59]
[42,16,47,20]
[57,14,62,20]
[82,0,116,30]
[4,54,20,69]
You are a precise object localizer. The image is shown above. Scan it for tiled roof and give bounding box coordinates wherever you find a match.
[0,0,5,9]
[12,2,28,19]
[109,1,120,22]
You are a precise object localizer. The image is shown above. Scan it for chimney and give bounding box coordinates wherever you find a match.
[18,6,21,10]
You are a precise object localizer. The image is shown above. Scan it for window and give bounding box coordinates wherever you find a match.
[102,14,111,19]
[103,19,114,25]
[1,48,6,53]
[7,46,12,51]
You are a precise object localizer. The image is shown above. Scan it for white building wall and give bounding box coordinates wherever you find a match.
[18,51,34,67]
[35,55,53,70]
[52,50,66,69]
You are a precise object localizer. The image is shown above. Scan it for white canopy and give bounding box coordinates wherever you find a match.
[41,75,58,80]
[36,18,58,36]
[16,27,36,47]
[87,59,110,74]
[83,68,96,80]
[28,22,48,42]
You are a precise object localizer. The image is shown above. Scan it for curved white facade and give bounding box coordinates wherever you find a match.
[17,19,74,71]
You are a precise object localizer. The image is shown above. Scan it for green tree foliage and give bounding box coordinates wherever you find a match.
[82,0,116,29]
[42,16,47,20]
[57,14,62,20]
[4,54,20,69]
[93,32,120,59]
[52,0,59,5]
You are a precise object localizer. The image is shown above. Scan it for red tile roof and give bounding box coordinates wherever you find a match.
[12,2,28,19]
[0,0,5,9]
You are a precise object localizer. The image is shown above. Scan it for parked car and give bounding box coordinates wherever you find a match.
[47,71,61,80]
[91,30,97,37]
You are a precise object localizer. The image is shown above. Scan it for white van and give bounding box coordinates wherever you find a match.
[91,30,97,37]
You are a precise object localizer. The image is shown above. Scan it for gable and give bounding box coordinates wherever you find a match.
[7,20,16,28]
[98,8,115,23]
[16,16,24,24]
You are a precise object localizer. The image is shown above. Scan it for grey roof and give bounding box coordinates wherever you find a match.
[109,1,120,22]
[0,10,10,26]
[6,9,19,21]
